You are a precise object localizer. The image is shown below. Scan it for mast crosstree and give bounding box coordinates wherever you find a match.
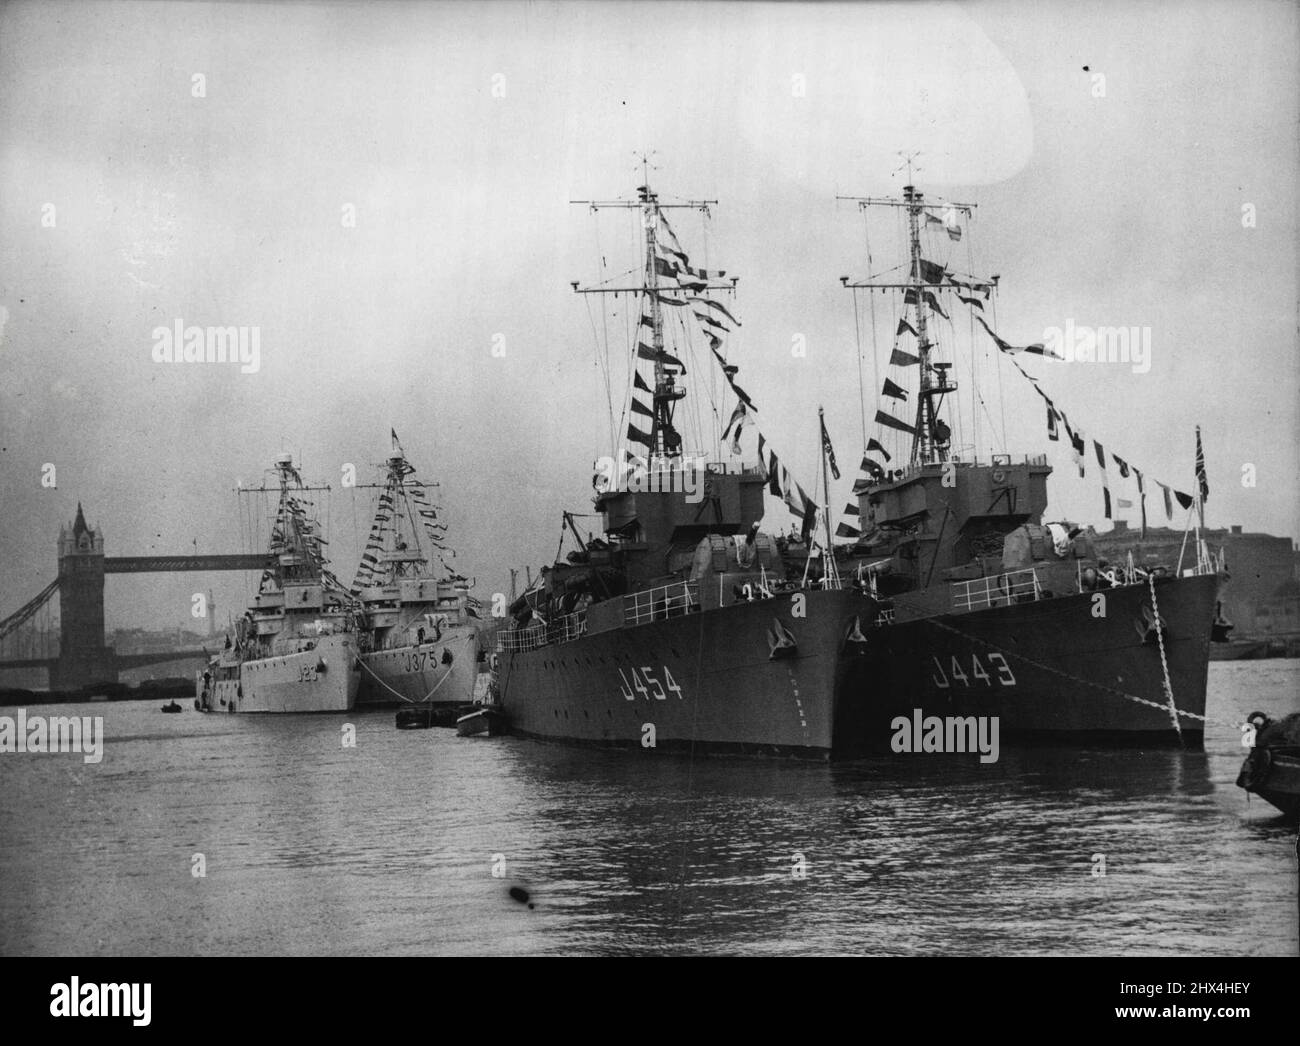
[838,161,981,468]
[571,158,736,460]
[237,456,335,587]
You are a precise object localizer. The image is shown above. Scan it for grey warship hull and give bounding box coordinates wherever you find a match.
[498,573,1217,758]
[498,177,1220,761]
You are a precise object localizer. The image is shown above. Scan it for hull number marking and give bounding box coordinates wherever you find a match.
[931,652,1016,688]
[401,650,442,673]
[618,666,684,701]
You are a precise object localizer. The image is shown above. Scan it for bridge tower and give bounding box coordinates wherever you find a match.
[52,504,114,689]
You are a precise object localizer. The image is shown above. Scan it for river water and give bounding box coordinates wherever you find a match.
[1,660,1296,956]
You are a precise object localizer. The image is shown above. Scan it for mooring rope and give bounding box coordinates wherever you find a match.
[907,607,1237,730]
[354,652,455,705]
[1148,573,1184,744]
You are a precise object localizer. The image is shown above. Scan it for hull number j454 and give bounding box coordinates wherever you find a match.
[618,665,684,701]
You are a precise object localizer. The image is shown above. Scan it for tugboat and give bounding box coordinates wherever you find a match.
[160,700,183,714]
[493,172,1220,758]
[1238,711,1300,819]
[196,454,362,714]
[350,431,486,712]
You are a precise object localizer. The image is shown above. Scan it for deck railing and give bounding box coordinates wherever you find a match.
[495,610,588,653]
[951,568,1043,611]
[623,580,698,626]
[496,582,698,653]
[495,625,547,653]
[545,610,588,645]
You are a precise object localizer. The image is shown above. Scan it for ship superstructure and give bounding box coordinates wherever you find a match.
[351,433,485,710]
[198,454,361,713]
[493,167,1219,757]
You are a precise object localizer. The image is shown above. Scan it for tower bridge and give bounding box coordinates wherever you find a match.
[0,504,266,690]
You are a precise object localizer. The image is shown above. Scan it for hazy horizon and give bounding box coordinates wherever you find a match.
[2,0,1296,637]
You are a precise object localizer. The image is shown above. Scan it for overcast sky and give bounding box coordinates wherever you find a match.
[1,0,1296,635]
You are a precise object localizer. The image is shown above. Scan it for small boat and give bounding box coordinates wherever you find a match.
[161,700,183,714]
[456,705,504,737]
[395,706,438,730]
[1237,711,1300,819]
[395,704,467,729]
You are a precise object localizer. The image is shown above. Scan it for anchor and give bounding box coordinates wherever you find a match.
[1134,603,1169,645]
[843,615,869,653]
[767,618,798,660]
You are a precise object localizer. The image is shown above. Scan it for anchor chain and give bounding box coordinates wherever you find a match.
[355,651,455,704]
[905,604,1238,731]
[1148,573,1183,743]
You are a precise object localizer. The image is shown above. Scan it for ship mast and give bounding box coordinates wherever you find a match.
[903,183,932,463]
[640,179,674,457]
[818,405,834,555]
[638,157,663,455]
[384,458,428,563]
[570,153,731,461]
[353,453,443,582]
[236,456,333,586]
[839,154,978,468]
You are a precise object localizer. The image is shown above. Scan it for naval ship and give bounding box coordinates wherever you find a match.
[493,176,1220,758]
[350,432,485,710]
[198,454,362,713]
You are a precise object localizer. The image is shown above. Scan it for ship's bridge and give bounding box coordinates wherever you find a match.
[866,454,1051,529]
[596,457,766,545]
[863,454,1052,584]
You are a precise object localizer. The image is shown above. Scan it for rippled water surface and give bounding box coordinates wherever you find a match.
[1,661,1296,955]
